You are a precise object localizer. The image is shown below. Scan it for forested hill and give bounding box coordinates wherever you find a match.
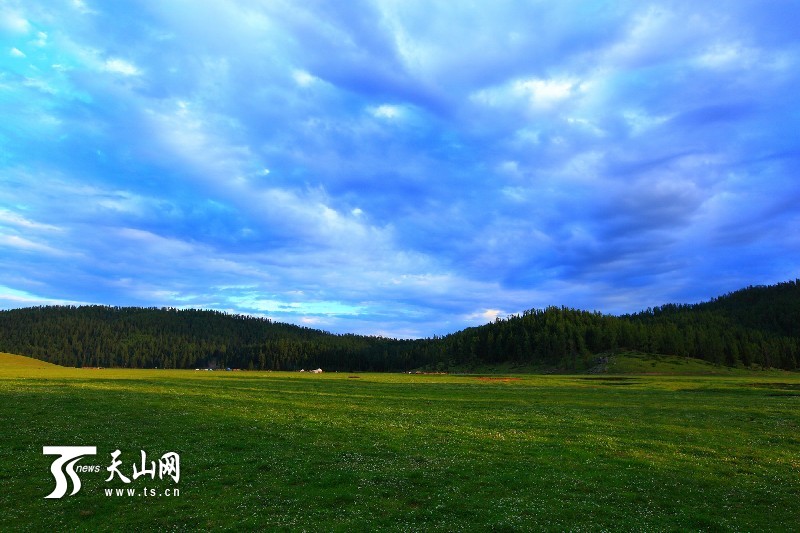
[0,280,799,371]
[431,280,800,371]
[0,306,404,371]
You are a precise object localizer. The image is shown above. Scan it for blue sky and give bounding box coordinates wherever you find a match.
[1,1,799,337]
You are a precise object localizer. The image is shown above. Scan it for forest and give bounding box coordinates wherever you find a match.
[0,280,798,371]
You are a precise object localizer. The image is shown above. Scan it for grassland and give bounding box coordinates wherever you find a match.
[1,352,799,531]
[604,351,793,375]
[426,351,792,376]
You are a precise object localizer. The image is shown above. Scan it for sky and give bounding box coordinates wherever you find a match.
[1,1,799,338]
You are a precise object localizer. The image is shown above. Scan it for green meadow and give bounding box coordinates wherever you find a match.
[1,352,799,531]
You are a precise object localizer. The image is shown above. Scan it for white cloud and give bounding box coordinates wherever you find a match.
[292,69,317,87]
[514,78,576,108]
[116,228,196,257]
[229,295,365,316]
[696,42,758,70]
[501,186,527,202]
[10,47,25,58]
[2,0,796,338]
[23,77,57,94]
[104,58,141,76]
[622,109,671,135]
[471,76,580,112]
[0,9,30,33]
[497,160,522,179]
[605,5,680,67]
[95,191,148,215]
[71,0,97,15]
[370,104,401,119]
[0,233,70,256]
[0,285,87,307]
[565,116,605,136]
[144,102,393,252]
[0,209,61,231]
[31,31,47,47]
[467,308,504,324]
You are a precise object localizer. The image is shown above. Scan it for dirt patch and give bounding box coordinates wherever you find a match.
[348,375,360,379]
[475,377,522,382]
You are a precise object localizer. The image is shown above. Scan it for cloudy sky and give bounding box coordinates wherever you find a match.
[1,1,799,337]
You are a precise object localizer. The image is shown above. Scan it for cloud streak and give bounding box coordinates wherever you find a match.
[1,1,798,337]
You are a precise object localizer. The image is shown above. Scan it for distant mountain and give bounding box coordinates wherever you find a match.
[0,280,798,371]
[0,306,401,371]
[430,280,800,371]
[680,281,800,338]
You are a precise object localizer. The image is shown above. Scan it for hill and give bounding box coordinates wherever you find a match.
[425,280,800,372]
[0,280,798,371]
[0,351,61,369]
[0,306,403,371]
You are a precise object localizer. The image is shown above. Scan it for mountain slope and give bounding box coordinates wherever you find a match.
[0,351,61,369]
[0,306,402,370]
[0,281,798,371]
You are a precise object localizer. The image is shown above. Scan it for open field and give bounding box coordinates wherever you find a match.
[430,351,796,376]
[1,352,799,530]
[604,352,794,376]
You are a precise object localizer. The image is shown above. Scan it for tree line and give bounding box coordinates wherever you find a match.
[1,280,798,371]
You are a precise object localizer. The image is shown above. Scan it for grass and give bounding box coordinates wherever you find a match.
[0,351,61,369]
[606,351,796,375]
[432,351,794,376]
[2,352,800,530]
